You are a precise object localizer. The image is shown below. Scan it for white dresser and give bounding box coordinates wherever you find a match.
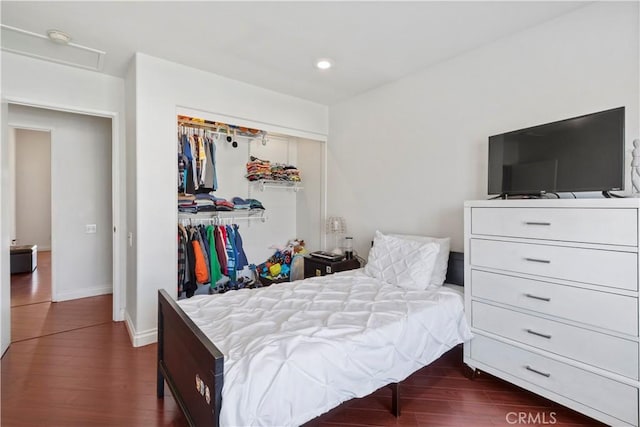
[464,199,640,427]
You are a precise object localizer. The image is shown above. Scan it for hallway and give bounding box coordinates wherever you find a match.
[10,251,113,342]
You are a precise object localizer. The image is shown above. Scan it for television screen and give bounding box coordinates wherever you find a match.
[488,107,625,195]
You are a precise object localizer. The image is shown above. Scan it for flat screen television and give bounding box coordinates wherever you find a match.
[488,107,625,196]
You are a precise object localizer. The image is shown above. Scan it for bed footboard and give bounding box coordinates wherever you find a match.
[157,290,224,427]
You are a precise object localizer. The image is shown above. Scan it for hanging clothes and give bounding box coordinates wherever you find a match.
[178,225,197,297]
[184,228,197,298]
[215,225,229,275]
[202,137,218,191]
[197,135,207,186]
[187,135,198,191]
[223,225,237,282]
[182,133,196,194]
[233,224,249,271]
[197,225,211,283]
[191,228,209,284]
[177,225,187,293]
[178,218,259,297]
[206,225,223,287]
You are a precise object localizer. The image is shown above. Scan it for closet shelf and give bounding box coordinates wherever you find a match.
[178,118,268,144]
[251,180,304,192]
[178,209,267,224]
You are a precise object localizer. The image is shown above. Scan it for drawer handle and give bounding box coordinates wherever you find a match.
[524,293,551,302]
[525,365,551,378]
[524,257,551,264]
[524,221,551,226]
[526,329,552,339]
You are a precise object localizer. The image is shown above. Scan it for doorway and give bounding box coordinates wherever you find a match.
[6,106,115,342]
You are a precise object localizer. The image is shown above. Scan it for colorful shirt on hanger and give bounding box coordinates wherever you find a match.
[206,225,223,286]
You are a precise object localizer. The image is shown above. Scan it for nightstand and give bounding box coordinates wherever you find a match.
[303,255,361,278]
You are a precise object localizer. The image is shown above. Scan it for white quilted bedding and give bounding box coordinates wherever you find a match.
[178,269,472,427]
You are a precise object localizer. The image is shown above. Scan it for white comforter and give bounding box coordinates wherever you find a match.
[178,269,472,427]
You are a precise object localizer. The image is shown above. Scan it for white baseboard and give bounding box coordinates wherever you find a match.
[54,285,112,302]
[124,311,157,347]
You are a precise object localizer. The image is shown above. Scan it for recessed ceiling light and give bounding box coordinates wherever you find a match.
[47,29,71,45]
[316,59,333,70]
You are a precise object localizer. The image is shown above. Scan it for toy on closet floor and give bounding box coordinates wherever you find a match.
[257,239,307,284]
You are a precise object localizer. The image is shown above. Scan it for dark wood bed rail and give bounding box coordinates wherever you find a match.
[158,289,224,426]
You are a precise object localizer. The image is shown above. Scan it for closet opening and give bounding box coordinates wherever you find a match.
[175,112,326,299]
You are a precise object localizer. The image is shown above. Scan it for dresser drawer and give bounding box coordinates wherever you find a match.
[471,270,638,336]
[471,334,638,426]
[472,301,638,379]
[470,239,638,291]
[471,207,637,246]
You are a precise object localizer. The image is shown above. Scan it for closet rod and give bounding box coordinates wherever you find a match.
[178,119,225,130]
[178,119,265,137]
[179,124,267,145]
[178,210,267,223]
[178,215,267,226]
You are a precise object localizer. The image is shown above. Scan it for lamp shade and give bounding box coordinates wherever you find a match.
[326,216,346,235]
[326,216,346,254]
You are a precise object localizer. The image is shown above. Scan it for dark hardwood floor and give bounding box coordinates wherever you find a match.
[2,258,606,426]
[10,250,52,307]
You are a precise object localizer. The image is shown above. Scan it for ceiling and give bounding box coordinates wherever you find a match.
[1,1,588,105]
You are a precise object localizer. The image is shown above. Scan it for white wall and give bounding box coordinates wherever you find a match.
[125,56,138,331]
[14,129,52,250]
[1,51,126,350]
[296,138,325,252]
[328,2,639,258]
[8,105,113,301]
[127,53,328,346]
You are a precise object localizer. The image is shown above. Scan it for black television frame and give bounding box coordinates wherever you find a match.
[488,107,625,197]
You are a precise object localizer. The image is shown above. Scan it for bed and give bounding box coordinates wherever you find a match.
[158,240,471,427]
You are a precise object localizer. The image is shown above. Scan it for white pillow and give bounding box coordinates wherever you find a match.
[364,231,440,290]
[388,233,451,286]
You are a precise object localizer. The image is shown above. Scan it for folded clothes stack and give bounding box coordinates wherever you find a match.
[194,194,218,212]
[232,197,251,210]
[178,194,196,203]
[230,197,267,210]
[270,163,286,181]
[246,156,272,181]
[215,199,234,211]
[284,165,301,182]
[270,163,301,182]
[178,194,197,213]
[247,198,265,210]
[179,192,266,213]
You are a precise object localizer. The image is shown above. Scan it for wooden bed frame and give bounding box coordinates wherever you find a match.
[157,251,464,426]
